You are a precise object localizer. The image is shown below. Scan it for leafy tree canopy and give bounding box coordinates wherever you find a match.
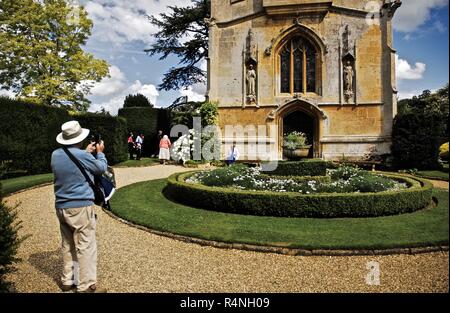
[145,0,210,91]
[398,84,449,117]
[0,0,109,111]
[398,84,449,136]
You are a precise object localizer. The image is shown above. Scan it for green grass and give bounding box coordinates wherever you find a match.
[0,173,54,196]
[110,179,449,250]
[114,157,160,168]
[416,167,449,181]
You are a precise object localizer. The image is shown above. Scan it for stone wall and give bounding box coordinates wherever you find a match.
[209,0,400,161]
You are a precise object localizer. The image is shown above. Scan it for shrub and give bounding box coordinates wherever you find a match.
[439,142,449,161]
[189,165,405,194]
[392,111,446,170]
[200,101,219,127]
[283,131,309,149]
[165,172,432,218]
[259,174,331,184]
[72,112,128,165]
[263,159,328,177]
[118,107,169,156]
[194,164,249,187]
[0,97,69,174]
[0,97,129,175]
[169,101,202,129]
[0,187,23,293]
[330,164,361,180]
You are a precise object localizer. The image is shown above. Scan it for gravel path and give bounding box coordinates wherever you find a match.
[5,165,449,293]
[430,179,449,190]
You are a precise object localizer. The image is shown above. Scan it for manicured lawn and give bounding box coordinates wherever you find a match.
[110,179,449,250]
[416,165,449,181]
[114,158,160,168]
[0,173,53,196]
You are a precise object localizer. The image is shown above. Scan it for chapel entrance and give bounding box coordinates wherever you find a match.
[282,110,316,159]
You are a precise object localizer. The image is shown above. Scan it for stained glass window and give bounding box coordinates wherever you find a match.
[279,36,317,94]
[280,46,290,93]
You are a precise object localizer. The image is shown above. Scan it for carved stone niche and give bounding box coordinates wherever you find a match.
[342,53,355,103]
[341,25,356,104]
[244,29,258,107]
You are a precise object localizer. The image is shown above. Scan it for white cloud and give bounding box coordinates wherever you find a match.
[89,78,159,114]
[90,65,127,96]
[393,0,448,33]
[396,55,426,80]
[398,90,421,100]
[84,0,194,46]
[180,83,206,102]
[0,88,15,98]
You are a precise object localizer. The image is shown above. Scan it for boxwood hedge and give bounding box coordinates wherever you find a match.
[0,97,128,176]
[262,159,329,177]
[164,172,433,218]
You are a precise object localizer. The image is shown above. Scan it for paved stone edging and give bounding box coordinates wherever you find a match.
[102,207,449,257]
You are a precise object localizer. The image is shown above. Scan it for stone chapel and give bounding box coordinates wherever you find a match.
[207,0,402,161]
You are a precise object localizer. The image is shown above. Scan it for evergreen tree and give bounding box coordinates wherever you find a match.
[146,0,210,91]
[0,186,23,293]
[123,93,153,108]
[0,0,109,111]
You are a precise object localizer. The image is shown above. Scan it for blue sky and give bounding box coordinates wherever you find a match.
[3,0,447,113]
[393,0,449,99]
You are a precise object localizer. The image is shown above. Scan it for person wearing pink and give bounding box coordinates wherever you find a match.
[127,132,135,160]
[159,135,171,164]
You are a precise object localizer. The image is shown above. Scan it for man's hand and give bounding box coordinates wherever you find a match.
[86,141,105,154]
[95,140,105,153]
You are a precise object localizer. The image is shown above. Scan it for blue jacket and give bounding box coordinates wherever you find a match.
[51,146,108,209]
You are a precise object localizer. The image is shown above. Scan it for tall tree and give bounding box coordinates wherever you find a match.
[146,0,210,91]
[123,93,154,108]
[0,0,109,111]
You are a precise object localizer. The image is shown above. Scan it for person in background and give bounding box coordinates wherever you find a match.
[155,130,163,157]
[135,133,143,160]
[159,135,172,165]
[127,132,135,160]
[226,144,239,166]
[51,121,107,293]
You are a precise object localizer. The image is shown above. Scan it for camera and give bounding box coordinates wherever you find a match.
[91,134,101,145]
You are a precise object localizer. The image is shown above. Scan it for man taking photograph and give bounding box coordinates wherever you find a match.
[51,121,108,293]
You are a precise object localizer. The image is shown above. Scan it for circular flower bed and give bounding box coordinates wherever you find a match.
[164,165,433,218]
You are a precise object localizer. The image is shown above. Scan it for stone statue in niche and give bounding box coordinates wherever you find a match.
[245,28,258,106]
[342,25,355,103]
[343,60,354,101]
[246,64,257,104]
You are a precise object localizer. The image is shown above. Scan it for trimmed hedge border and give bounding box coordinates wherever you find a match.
[262,159,329,177]
[165,172,433,218]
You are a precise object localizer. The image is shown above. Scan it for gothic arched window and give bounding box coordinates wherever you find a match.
[279,36,318,94]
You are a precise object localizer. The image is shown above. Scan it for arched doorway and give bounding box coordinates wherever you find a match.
[277,100,324,159]
[283,111,315,158]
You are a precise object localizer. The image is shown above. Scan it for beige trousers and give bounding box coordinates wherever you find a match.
[56,206,97,292]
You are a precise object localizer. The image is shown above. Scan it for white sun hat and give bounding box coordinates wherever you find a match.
[56,121,90,145]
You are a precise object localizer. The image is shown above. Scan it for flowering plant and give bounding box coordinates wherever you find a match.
[186,164,406,194]
[283,131,309,149]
